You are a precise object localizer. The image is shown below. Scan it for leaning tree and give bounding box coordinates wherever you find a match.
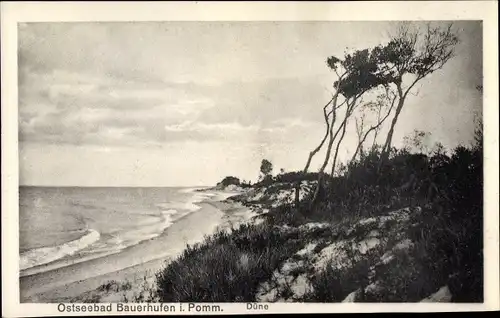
[294,22,459,209]
[295,48,394,208]
[376,23,460,159]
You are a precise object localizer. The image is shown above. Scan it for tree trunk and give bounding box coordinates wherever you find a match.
[308,107,340,210]
[310,171,324,210]
[297,72,346,210]
[371,128,379,151]
[330,108,351,176]
[294,181,301,207]
[382,101,403,154]
[352,95,396,164]
[309,98,353,210]
[294,99,335,208]
[302,98,334,173]
[381,83,405,162]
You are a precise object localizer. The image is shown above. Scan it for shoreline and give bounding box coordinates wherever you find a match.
[20,189,252,303]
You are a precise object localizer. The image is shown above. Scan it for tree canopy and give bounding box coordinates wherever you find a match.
[260,159,273,177]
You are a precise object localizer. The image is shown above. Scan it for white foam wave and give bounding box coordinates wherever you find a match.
[179,187,206,194]
[157,200,201,213]
[19,229,101,271]
[89,209,177,255]
[156,188,217,216]
[161,210,175,228]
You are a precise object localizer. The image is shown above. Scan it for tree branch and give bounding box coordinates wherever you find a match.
[350,91,397,163]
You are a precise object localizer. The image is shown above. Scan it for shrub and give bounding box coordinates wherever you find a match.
[304,259,370,302]
[218,176,241,187]
[274,171,320,183]
[364,247,440,302]
[155,223,303,302]
[407,144,483,302]
[301,140,483,302]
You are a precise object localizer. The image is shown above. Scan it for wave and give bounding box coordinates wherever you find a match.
[156,189,220,220]
[20,189,213,273]
[19,229,100,271]
[113,210,175,246]
[85,209,177,257]
[156,193,206,214]
[179,187,204,194]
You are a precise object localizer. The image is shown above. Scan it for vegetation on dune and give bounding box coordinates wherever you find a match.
[296,22,459,207]
[155,223,306,302]
[154,130,483,302]
[218,176,241,187]
[152,22,482,303]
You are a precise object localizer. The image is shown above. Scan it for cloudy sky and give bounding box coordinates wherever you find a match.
[18,21,482,187]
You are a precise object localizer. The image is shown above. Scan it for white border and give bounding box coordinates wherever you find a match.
[2,1,499,316]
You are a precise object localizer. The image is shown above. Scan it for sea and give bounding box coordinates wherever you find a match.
[19,186,216,277]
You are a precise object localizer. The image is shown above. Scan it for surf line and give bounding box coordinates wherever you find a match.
[20,229,100,271]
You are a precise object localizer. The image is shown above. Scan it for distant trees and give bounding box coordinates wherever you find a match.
[217,176,240,187]
[240,179,253,188]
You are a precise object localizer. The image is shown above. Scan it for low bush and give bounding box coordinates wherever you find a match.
[364,248,439,302]
[304,259,370,302]
[155,223,303,302]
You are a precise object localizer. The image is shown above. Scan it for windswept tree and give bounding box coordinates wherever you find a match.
[376,23,459,158]
[295,22,459,209]
[296,47,393,207]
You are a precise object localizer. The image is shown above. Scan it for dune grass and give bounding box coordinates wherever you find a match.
[155,222,306,302]
[154,138,483,302]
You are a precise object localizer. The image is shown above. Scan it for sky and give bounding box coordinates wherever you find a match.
[18,21,482,187]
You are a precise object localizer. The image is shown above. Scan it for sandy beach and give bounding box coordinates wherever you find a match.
[20,190,253,303]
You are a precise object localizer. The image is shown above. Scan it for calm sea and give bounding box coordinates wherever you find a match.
[19,186,212,275]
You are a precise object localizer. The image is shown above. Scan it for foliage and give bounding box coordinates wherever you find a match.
[403,130,434,154]
[274,171,320,184]
[155,223,303,302]
[378,23,459,154]
[260,159,273,178]
[218,176,241,187]
[364,247,439,302]
[305,259,370,302]
[326,23,458,103]
[240,179,253,188]
[327,49,393,99]
[254,174,274,187]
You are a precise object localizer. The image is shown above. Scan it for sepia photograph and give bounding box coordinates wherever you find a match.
[2,1,499,316]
